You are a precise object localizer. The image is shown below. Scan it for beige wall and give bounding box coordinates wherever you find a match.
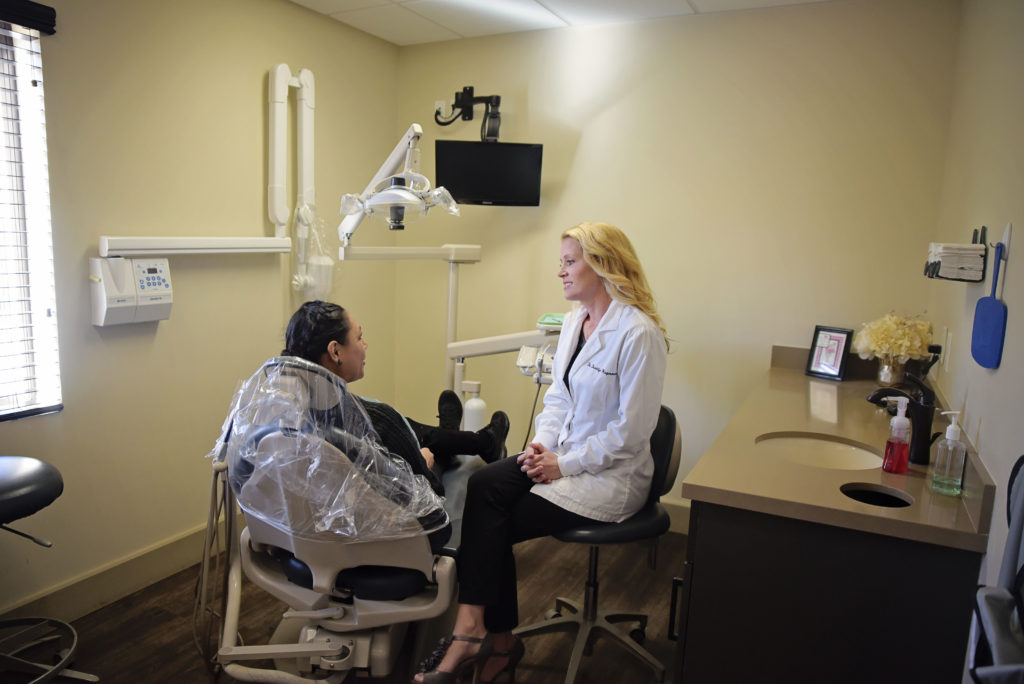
[926,0,1024,585]
[0,0,402,615]
[4,0,1020,620]
[393,0,960,480]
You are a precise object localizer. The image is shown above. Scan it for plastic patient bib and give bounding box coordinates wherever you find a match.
[210,357,447,540]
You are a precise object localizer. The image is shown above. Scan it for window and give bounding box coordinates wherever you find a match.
[0,14,60,421]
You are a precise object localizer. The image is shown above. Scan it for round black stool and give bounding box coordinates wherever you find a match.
[0,456,97,683]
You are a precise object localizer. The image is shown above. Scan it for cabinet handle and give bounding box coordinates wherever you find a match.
[669,575,684,641]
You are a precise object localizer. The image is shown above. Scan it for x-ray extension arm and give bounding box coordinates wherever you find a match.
[268,64,315,240]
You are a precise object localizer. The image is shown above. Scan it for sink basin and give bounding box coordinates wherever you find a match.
[839,482,913,507]
[755,432,882,470]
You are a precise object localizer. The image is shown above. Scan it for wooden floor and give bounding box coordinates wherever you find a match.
[58,532,687,684]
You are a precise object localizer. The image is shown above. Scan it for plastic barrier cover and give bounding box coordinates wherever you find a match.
[210,357,447,540]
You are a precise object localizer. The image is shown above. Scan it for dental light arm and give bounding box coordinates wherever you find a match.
[338,124,458,248]
[338,124,420,245]
[335,122,471,386]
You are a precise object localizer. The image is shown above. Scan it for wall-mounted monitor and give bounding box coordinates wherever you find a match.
[434,140,542,206]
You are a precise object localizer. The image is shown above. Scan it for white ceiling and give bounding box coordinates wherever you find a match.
[289,0,837,46]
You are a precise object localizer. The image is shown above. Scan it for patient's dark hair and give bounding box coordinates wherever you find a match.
[282,301,351,363]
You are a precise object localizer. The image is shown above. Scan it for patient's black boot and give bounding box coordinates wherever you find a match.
[477,411,509,463]
[437,390,462,431]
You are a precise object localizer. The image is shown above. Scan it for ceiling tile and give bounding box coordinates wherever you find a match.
[290,0,842,46]
[406,0,566,37]
[690,0,834,12]
[291,0,389,14]
[331,4,462,44]
[540,0,694,26]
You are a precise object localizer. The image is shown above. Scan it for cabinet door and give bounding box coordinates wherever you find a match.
[675,501,980,684]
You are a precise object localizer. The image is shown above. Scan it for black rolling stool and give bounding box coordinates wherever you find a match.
[0,456,97,683]
[514,405,682,684]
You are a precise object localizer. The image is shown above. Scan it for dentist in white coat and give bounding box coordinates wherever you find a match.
[415,222,668,684]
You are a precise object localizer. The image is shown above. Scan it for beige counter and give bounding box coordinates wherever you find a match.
[680,362,995,552]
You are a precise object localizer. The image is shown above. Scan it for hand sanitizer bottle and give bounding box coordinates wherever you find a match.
[882,397,911,474]
[932,411,967,496]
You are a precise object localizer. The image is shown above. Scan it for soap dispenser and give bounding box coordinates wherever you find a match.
[882,397,911,474]
[932,411,967,496]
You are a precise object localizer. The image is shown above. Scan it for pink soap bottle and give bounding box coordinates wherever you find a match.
[882,397,910,474]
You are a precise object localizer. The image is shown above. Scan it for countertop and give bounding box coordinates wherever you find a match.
[680,355,995,553]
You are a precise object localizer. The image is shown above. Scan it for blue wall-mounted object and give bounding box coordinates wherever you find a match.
[972,241,1007,369]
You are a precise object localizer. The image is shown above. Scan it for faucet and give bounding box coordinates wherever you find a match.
[866,372,940,466]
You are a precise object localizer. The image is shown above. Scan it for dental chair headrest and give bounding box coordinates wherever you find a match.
[262,357,344,412]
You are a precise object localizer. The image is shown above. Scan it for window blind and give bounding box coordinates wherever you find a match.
[1,1,56,35]
[0,20,61,421]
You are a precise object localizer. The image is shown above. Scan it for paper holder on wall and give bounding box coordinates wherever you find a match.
[924,226,988,282]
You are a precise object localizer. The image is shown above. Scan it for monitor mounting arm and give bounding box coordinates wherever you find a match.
[434,86,501,142]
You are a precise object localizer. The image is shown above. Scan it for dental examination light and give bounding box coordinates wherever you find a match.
[333,118,546,392]
[434,86,502,142]
[335,122,469,386]
[338,124,459,246]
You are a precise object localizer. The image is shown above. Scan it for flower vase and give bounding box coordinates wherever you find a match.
[876,357,905,387]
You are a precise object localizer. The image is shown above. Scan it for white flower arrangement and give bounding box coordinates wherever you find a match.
[852,313,933,363]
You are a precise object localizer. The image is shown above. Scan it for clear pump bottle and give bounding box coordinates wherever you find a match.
[461,380,487,432]
[932,411,967,496]
[882,397,911,474]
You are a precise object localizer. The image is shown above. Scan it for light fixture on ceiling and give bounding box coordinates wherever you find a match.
[338,123,459,243]
[435,86,502,142]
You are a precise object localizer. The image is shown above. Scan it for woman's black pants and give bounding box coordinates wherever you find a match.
[456,456,603,633]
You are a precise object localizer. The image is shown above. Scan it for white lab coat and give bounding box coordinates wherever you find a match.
[530,299,667,522]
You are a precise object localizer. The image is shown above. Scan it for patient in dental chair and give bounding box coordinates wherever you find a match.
[281,300,510,480]
[215,301,510,551]
[219,354,453,547]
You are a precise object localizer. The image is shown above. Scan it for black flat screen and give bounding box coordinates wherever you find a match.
[434,140,542,206]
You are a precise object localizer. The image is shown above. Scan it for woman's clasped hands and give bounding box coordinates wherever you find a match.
[518,444,562,484]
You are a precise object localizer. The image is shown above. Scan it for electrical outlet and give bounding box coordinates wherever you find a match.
[944,328,952,372]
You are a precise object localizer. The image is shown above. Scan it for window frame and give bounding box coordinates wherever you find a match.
[0,11,61,422]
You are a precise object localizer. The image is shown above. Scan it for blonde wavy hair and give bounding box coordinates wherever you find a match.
[562,222,668,349]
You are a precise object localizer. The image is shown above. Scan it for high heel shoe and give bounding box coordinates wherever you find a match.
[479,635,524,684]
[415,633,494,684]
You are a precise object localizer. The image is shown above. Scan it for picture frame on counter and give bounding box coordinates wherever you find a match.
[805,325,854,381]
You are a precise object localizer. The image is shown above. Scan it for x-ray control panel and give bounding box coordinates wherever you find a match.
[90,257,174,326]
[134,260,171,293]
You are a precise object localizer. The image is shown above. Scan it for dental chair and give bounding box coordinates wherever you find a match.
[197,358,456,683]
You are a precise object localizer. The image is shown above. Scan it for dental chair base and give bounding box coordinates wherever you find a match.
[218,517,456,682]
